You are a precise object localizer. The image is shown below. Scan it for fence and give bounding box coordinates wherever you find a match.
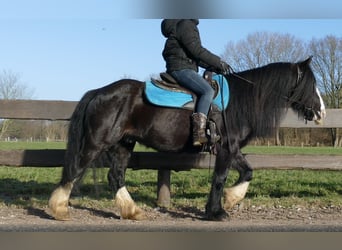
[1,99,342,206]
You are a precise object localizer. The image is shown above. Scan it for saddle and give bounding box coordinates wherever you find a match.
[144,71,229,111]
[152,71,219,99]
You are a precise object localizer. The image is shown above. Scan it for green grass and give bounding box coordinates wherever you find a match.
[0,166,341,210]
[0,141,341,210]
[0,141,66,150]
[242,145,342,155]
[1,141,342,155]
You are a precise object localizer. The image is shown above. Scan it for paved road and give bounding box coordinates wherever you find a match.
[1,221,341,232]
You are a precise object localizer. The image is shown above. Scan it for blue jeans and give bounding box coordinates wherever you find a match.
[171,69,214,116]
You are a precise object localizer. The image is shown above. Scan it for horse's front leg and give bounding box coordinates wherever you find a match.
[223,152,253,210]
[205,147,231,221]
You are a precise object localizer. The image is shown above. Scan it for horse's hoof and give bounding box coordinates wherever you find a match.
[54,212,71,221]
[205,209,229,221]
[130,207,147,221]
[120,205,147,221]
[224,182,250,209]
[48,207,71,221]
[48,183,73,221]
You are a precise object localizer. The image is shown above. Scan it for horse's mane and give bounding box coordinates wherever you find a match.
[226,61,315,138]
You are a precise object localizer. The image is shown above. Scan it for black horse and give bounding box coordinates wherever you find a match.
[49,57,326,221]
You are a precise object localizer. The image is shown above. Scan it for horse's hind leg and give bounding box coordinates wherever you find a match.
[107,142,146,220]
[223,152,253,209]
[49,146,101,221]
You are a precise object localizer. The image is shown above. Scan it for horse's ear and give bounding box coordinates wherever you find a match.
[299,56,313,66]
[297,56,313,70]
[305,56,313,64]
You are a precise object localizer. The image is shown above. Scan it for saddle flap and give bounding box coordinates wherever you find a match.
[151,78,192,95]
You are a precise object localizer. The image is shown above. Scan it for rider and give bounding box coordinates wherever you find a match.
[161,19,232,146]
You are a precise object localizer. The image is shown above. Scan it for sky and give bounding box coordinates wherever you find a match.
[1,1,342,101]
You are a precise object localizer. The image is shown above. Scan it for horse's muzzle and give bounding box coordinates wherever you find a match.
[313,109,326,125]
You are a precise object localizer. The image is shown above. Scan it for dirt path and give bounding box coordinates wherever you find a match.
[1,204,341,231]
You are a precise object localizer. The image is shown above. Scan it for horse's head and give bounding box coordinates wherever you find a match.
[287,57,326,124]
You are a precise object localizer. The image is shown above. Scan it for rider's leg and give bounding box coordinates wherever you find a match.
[171,69,215,146]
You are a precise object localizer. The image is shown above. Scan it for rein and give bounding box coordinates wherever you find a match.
[229,72,255,85]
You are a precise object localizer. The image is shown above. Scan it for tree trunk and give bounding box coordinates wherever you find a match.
[331,128,340,147]
[335,128,341,147]
[275,127,281,146]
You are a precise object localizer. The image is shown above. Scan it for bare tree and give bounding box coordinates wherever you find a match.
[222,31,306,71]
[0,70,35,140]
[0,70,34,100]
[308,36,342,108]
[308,35,342,146]
[43,121,68,141]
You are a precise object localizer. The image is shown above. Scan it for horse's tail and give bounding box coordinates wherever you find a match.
[60,89,98,185]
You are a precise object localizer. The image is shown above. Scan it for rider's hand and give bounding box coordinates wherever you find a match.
[220,61,234,75]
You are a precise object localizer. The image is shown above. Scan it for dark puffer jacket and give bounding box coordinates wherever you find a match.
[161,19,223,73]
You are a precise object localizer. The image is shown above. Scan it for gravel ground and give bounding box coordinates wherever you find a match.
[0,203,341,231]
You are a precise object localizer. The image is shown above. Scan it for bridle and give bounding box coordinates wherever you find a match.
[281,65,317,123]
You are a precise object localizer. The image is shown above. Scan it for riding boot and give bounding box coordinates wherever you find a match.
[192,112,208,146]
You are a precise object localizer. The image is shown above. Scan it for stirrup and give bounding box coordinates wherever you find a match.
[208,121,221,143]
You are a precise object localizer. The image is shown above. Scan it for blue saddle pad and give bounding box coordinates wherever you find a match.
[144,74,229,111]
